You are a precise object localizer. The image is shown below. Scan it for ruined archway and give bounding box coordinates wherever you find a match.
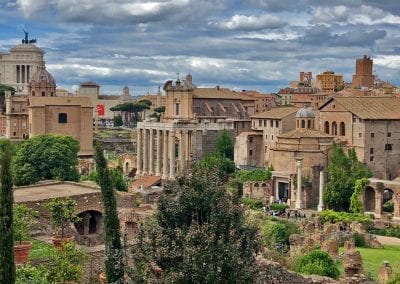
[364,186,376,212]
[382,188,394,213]
[74,210,103,245]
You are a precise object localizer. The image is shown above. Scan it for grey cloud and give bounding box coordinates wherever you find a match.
[211,14,286,31]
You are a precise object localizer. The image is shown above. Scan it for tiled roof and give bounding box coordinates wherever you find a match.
[321,97,400,120]
[193,88,254,100]
[279,128,333,139]
[129,175,161,192]
[251,107,299,119]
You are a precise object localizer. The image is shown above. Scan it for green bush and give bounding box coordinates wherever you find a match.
[270,203,289,213]
[260,219,300,252]
[294,250,340,279]
[237,168,272,183]
[242,198,263,210]
[16,265,48,284]
[383,200,394,213]
[368,226,400,238]
[319,210,371,224]
[353,232,366,247]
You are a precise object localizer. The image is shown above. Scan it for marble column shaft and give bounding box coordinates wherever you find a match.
[295,158,303,209]
[156,129,162,176]
[143,129,148,174]
[149,129,154,175]
[162,130,169,179]
[169,130,176,179]
[136,128,142,176]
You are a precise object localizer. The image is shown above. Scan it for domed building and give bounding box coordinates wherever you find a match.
[28,64,56,97]
[269,105,334,209]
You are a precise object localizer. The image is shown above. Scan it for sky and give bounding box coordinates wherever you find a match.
[0,0,400,96]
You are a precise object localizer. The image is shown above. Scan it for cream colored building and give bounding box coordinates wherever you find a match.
[0,33,44,96]
[319,96,400,180]
[234,107,298,168]
[315,71,344,92]
[136,75,254,180]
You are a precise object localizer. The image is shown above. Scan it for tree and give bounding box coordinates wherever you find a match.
[0,140,15,283]
[324,143,371,211]
[46,198,80,239]
[130,168,260,283]
[95,145,124,283]
[215,130,234,160]
[113,115,123,127]
[13,134,80,186]
[198,154,236,182]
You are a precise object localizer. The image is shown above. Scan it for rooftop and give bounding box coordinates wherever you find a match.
[14,181,100,203]
[251,107,299,119]
[320,96,400,120]
[278,128,333,139]
[193,87,254,101]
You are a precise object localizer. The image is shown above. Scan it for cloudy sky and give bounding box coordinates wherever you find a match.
[1,0,400,95]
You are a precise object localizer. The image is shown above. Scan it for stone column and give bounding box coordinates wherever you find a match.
[375,193,382,219]
[155,129,162,176]
[136,128,142,176]
[169,130,176,179]
[295,157,304,209]
[180,130,187,175]
[162,130,168,179]
[393,195,400,221]
[143,129,148,175]
[318,170,324,212]
[149,129,154,175]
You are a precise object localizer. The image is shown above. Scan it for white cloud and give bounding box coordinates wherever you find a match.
[213,13,285,31]
[374,55,400,69]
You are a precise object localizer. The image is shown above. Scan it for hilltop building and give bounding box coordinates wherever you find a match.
[315,71,344,92]
[352,55,375,89]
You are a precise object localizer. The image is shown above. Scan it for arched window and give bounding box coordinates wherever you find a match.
[297,120,299,128]
[301,120,305,128]
[58,113,67,123]
[324,121,329,134]
[307,120,311,129]
[332,122,337,135]
[340,122,345,136]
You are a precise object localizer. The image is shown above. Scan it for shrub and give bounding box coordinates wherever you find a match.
[368,226,400,238]
[242,198,263,210]
[16,265,48,284]
[270,203,289,213]
[353,232,366,247]
[383,200,394,213]
[260,219,300,252]
[319,210,371,224]
[237,168,272,183]
[294,249,340,279]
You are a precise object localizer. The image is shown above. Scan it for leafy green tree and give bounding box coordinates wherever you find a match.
[111,101,151,127]
[113,115,123,127]
[324,143,371,211]
[350,178,368,214]
[46,198,80,239]
[95,145,124,283]
[13,134,80,185]
[215,130,234,160]
[130,168,260,283]
[110,167,127,192]
[198,154,235,182]
[294,250,340,279]
[0,141,15,284]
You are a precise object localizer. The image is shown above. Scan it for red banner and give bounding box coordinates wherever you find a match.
[97,104,105,116]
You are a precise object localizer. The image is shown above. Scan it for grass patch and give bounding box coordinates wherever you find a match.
[29,239,55,262]
[340,245,400,280]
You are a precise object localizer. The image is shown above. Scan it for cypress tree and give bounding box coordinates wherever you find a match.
[95,145,124,283]
[0,141,15,283]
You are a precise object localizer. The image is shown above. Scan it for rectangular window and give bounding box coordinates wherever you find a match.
[387,132,392,137]
[270,120,273,127]
[370,133,375,138]
[175,103,180,116]
[264,120,267,127]
[385,144,393,151]
[359,133,362,138]
[249,150,253,156]
[249,137,253,143]
[259,120,262,127]
[370,156,374,162]
[276,120,279,128]
[370,148,374,154]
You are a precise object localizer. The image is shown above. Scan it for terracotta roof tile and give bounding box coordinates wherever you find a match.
[193,88,254,100]
[325,97,400,120]
[251,107,299,119]
[279,128,333,139]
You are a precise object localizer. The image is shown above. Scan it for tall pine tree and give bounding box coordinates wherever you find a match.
[95,145,124,283]
[0,141,15,283]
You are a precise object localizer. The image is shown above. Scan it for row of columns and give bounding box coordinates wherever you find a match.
[137,128,190,180]
[16,65,31,84]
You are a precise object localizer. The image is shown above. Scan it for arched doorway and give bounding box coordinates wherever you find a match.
[364,186,376,212]
[382,188,394,213]
[125,161,131,174]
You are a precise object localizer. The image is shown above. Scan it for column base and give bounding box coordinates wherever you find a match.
[136,170,142,177]
[162,174,169,180]
[155,172,161,177]
[317,205,324,212]
[169,175,175,180]
[295,200,303,210]
[148,171,154,176]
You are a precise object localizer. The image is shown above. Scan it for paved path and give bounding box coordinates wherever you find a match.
[375,235,400,246]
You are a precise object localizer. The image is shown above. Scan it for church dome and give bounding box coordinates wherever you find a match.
[30,65,56,87]
[296,106,314,118]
